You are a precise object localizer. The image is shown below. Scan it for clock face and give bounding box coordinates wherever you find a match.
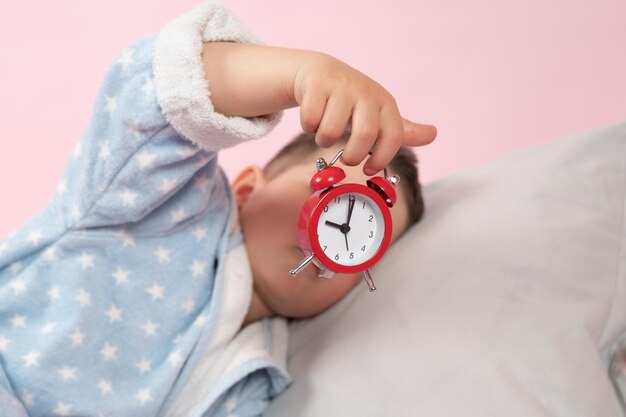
[316,192,385,267]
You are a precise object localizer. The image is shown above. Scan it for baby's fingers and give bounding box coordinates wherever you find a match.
[363,105,404,175]
[315,95,352,148]
[341,102,379,166]
[402,118,437,146]
[299,90,326,134]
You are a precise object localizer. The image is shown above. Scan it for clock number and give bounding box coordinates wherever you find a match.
[334,254,340,261]
[334,196,341,204]
[323,206,329,212]
[323,245,327,252]
[362,202,366,209]
[369,231,374,238]
[368,215,373,222]
[361,245,366,251]
[349,252,354,259]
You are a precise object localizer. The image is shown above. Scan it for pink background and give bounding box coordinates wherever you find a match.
[1,0,625,237]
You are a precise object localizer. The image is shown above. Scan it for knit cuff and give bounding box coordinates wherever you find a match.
[153,0,282,152]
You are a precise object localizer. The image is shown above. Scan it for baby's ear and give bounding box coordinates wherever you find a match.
[231,165,266,210]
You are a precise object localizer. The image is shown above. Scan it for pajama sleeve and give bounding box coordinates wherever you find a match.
[52,0,281,232]
[203,367,289,417]
[0,3,289,417]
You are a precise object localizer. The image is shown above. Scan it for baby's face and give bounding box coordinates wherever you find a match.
[234,145,410,319]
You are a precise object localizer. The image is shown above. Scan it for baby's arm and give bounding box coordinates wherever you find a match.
[202,43,437,175]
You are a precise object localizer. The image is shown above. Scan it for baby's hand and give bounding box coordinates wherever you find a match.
[293,54,437,175]
[201,42,435,170]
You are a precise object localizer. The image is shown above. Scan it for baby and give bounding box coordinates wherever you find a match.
[0,1,435,417]
[241,132,426,323]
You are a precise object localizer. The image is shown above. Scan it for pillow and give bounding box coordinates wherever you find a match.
[265,121,626,417]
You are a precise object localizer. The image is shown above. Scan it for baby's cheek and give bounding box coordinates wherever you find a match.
[258,197,295,229]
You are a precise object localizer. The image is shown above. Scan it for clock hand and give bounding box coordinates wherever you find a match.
[325,220,351,234]
[343,196,355,252]
[325,220,343,230]
[346,195,355,226]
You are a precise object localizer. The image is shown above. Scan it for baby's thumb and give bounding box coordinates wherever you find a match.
[402,118,437,147]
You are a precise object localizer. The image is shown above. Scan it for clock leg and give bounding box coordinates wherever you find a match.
[289,253,315,276]
[363,268,376,292]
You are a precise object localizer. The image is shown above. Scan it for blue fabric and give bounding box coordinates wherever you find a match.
[0,35,285,417]
[207,369,279,417]
[185,319,291,417]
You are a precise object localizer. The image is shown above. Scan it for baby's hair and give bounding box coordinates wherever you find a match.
[264,131,425,226]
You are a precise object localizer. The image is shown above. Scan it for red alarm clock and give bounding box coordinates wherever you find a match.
[289,149,398,292]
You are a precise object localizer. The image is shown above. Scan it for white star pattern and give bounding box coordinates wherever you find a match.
[146,283,165,301]
[168,351,183,368]
[48,286,60,300]
[100,342,118,361]
[225,395,237,411]
[127,120,144,139]
[141,320,159,337]
[136,389,153,406]
[10,314,26,328]
[141,77,154,96]
[56,178,68,195]
[43,246,57,261]
[193,174,211,191]
[117,47,134,71]
[194,315,207,327]
[99,142,111,159]
[154,247,170,263]
[57,365,78,381]
[23,351,40,367]
[0,335,9,353]
[120,189,137,207]
[70,204,82,222]
[177,146,197,158]
[69,328,85,348]
[114,230,135,247]
[21,391,34,407]
[9,261,22,274]
[190,259,207,277]
[137,152,157,169]
[75,289,92,307]
[181,297,194,314]
[98,379,114,396]
[136,357,151,375]
[53,401,72,416]
[41,322,56,334]
[170,207,187,222]
[72,141,82,158]
[192,227,208,241]
[159,178,177,194]
[27,229,44,245]
[78,252,95,269]
[104,96,117,115]
[112,267,130,285]
[9,279,27,295]
[105,305,123,323]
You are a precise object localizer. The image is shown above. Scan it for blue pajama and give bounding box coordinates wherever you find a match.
[0,27,289,417]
